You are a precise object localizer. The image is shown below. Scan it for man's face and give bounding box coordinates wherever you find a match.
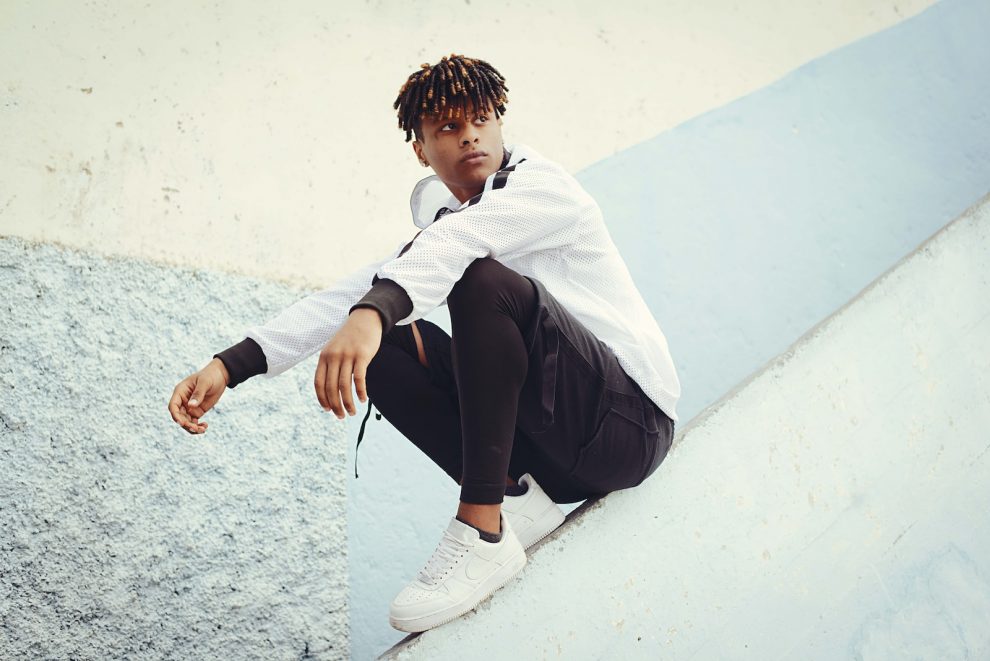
[411,102,504,204]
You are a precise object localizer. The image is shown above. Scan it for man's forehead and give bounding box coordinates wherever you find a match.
[420,102,495,125]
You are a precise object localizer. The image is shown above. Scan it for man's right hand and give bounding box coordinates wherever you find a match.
[168,358,230,434]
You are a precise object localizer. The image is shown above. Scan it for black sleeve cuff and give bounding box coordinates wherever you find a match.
[213,337,268,389]
[349,277,414,336]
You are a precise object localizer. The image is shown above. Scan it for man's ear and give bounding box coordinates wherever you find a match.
[412,141,428,167]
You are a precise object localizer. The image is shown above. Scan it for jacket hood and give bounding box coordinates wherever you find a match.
[408,143,535,229]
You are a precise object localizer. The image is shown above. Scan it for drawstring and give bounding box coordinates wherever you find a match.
[354,397,381,478]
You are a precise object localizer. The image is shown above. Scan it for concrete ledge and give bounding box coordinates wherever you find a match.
[380,191,990,659]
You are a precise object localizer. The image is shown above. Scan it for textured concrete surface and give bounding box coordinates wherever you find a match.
[0,236,349,659]
[381,194,990,659]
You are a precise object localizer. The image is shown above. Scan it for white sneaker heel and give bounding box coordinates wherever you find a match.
[500,472,566,550]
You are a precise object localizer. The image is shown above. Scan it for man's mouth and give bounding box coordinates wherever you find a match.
[460,150,488,163]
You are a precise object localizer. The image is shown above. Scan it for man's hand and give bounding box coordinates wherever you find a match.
[315,308,383,419]
[168,358,230,434]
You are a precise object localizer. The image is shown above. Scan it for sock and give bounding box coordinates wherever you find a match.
[504,481,529,497]
[456,515,502,543]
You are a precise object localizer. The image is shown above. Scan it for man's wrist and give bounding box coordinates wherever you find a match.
[210,357,231,385]
[212,337,267,388]
[350,306,384,325]
[349,278,413,336]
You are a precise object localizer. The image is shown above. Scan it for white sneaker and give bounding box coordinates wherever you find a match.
[389,510,527,633]
[501,473,566,550]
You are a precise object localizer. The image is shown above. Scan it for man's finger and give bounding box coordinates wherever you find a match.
[314,355,330,411]
[188,377,208,411]
[169,385,195,427]
[325,356,343,418]
[353,361,368,405]
[339,358,355,415]
[179,404,205,433]
[168,391,187,425]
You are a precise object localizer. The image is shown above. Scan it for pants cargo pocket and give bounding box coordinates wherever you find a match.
[567,404,656,495]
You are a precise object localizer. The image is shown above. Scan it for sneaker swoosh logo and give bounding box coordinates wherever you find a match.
[464,553,496,582]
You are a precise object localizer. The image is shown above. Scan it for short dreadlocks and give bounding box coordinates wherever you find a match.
[394,53,509,142]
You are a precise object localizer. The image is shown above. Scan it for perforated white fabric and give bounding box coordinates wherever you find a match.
[244,143,681,422]
[242,238,407,379]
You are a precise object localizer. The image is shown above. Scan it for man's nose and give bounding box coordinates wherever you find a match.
[461,125,480,144]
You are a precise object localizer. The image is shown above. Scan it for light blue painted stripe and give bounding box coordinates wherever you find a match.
[576,0,990,424]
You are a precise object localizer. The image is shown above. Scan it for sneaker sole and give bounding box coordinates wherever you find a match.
[389,549,528,633]
[515,502,567,550]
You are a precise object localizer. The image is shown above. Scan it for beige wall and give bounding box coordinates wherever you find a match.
[1,0,933,289]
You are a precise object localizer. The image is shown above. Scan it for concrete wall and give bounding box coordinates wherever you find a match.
[382,191,990,660]
[0,236,348,659]
[7,0,990,658]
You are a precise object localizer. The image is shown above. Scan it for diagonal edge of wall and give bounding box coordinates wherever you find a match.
[381,187,990,659]
[668,189,990,448]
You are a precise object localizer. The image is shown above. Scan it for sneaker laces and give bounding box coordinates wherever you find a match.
[416,530,472,587]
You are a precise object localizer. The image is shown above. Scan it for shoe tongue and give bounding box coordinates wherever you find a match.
[447,516,481,545]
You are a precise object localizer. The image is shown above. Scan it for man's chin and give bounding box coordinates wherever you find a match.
[476,162,501,179]
[460,170,497,188]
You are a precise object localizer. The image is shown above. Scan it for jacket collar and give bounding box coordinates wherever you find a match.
[408,143,535,229]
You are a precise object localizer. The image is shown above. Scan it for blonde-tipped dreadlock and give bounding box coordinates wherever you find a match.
[394,53,509,142]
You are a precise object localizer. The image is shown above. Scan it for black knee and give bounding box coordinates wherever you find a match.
[367,326,415,386]
[448,257,509,305]
[379,322,416,354]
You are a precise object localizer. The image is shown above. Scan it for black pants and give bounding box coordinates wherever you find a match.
[364,257,674,505]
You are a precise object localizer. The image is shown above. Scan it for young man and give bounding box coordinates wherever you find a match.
[168,54,680,633]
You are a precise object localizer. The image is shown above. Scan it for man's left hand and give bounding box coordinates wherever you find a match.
[315,308,383,418]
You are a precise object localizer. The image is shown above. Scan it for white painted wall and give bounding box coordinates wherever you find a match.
[0,0,932,289]
[383,195,990,659]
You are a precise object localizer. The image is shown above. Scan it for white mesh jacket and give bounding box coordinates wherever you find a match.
[214,143,681,426]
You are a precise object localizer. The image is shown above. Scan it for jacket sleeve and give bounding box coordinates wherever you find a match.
[348,235,420,335]
[347,276,414,336]
[373,159,587,326]
[213,240,408,387]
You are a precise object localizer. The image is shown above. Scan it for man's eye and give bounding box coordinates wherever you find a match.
[476,116,488,123]
[441,122,457,131]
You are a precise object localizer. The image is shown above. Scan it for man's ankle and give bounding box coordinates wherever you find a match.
[456,501,501,536]
[455,514,503,543]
